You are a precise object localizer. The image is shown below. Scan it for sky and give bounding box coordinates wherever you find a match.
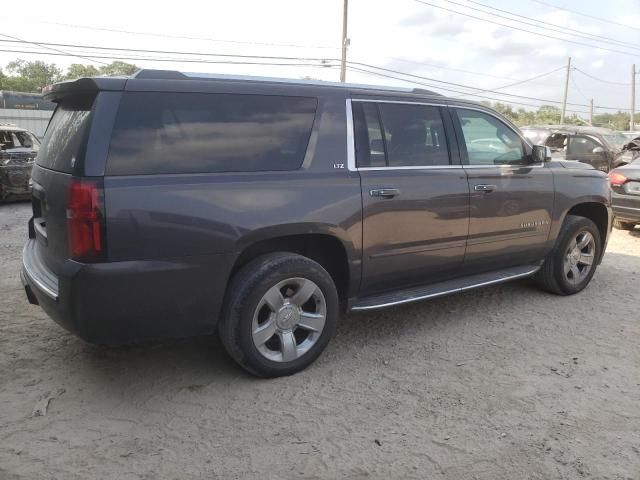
[1,0,639,119]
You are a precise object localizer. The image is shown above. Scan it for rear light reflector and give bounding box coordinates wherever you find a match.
[608,172,627,186]
[66,179,104,261]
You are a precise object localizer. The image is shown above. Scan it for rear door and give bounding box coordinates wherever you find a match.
[351,99,470,295]
[452,107,554,272]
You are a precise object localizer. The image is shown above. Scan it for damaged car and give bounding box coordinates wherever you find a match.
[521,125,631,172]
[0,124,39,202]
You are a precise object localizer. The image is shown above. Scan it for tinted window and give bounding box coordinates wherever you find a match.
[353,102,385,167]
[456,108,524,166]
[36,95,94,173]
[378,103,450,167]
[569,136,600,155]
[107,92,317,175]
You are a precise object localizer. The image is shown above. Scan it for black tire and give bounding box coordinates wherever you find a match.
[613,219,636,231]
[218,252,339,377]
[534,215,602,296]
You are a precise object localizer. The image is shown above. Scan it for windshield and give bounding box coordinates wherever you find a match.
[602,132,628,150]
[0,130,40,151]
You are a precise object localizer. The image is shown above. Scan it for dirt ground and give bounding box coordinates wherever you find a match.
[0,201,639,480]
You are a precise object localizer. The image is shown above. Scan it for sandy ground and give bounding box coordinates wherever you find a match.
[0,201,639,480]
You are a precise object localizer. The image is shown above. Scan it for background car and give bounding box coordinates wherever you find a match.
[609,156,640,231]
[521,125,633,172]
[0,123,39,202]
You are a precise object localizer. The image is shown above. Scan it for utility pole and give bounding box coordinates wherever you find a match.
[340,0,349,83]
[560,57,571,124]
[631,64,636,131]
[589,98,593,126]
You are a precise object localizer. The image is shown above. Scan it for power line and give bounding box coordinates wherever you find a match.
[570,75,590,102]
[450,66,565,97]
[346,64,590,113]
[0,39,631,111]
[349,60,631,110]
[0,38,333,62]
[0,47,339,68]
[0,16,338,50]
[462,0,640,50]
[573,67,631,86]
[528,0,640,33]
[412,0,640,58]
[351,51,560,85]
[0,33,107,66]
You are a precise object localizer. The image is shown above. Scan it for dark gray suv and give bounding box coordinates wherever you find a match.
[22,70,612,377]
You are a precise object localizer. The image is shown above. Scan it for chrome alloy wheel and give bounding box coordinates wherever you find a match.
[251,278,327,362]
[563,230,596,286]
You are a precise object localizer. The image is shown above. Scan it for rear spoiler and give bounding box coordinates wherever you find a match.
[43,77,127,102]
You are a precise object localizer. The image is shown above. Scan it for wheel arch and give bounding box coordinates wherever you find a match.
[231,224,359,307]
[563,202,611,263]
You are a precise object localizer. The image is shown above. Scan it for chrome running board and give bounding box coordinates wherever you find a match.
[351,264,541,311]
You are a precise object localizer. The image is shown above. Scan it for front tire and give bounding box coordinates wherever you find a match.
[218,253,338,377]
[535,215,601,295]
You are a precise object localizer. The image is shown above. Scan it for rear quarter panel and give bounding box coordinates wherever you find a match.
[103,92,362,300]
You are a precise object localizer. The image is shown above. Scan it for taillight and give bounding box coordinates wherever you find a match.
[66,178,105,261]
[608,171,627,186]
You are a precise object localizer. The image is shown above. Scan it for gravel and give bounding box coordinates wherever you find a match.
[1,202,639,479]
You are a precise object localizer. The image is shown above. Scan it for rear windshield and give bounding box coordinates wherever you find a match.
[36,95,94,173]
[106,92,317,175]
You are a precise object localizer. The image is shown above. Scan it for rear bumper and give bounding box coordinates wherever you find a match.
[21,239,235,345]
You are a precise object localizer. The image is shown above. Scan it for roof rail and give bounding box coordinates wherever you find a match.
[130,69,442,96]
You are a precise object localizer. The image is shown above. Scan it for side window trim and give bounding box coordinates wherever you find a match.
[346,98,459,171]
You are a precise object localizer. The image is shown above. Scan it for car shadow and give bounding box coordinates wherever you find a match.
[62,250,640,402]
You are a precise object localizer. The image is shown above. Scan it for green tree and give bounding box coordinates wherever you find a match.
[63,63,101,80]
[98,61,138,77]
[1,60,62,92]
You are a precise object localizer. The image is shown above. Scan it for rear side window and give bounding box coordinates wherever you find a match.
[36,95,94,173]
[107,92,317,175]
[352,101,450,168]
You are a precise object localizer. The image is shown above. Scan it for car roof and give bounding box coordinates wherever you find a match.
[521,125,614,136]
[44,68,494,109]
[0,123,28,132]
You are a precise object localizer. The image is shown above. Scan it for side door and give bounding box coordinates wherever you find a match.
[451,107,555,272]
[567,135,610,172]
[350,99,470,295]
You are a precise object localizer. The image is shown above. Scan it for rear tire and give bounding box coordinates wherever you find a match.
[613,219,636,231]
[535,215,601,295]
[218,252,338,377]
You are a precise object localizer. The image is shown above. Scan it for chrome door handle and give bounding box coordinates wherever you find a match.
[370,188,400,198]
[474,184,496,192]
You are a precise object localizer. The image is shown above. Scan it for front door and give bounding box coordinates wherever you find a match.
[351,99,470,295]
[567,135,611,172]
[452,107,555,272]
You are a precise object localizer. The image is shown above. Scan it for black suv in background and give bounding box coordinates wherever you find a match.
[22,71,612,377]
[521,125,631,172]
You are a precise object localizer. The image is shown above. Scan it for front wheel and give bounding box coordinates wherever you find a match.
[535,215,602,295]
[218,253,338,377]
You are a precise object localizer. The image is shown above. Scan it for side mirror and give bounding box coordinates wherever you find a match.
[531,144,550,163]
[592,146,605,155]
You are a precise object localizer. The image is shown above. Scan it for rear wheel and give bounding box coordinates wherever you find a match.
[219,253,338,377]
[535,215,601,295]
[613,219,636,231]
